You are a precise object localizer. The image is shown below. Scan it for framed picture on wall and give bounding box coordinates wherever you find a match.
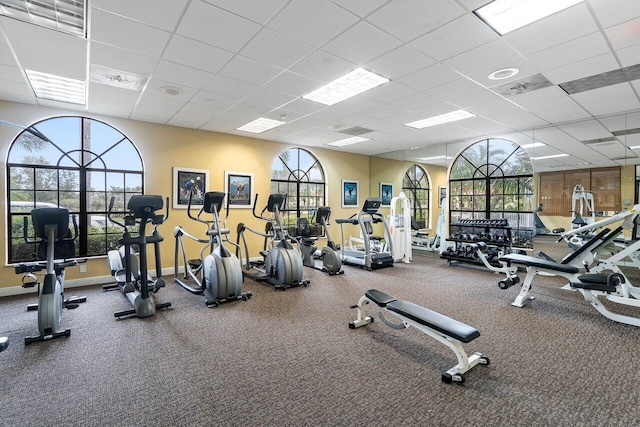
[438,186,447,207]
[173,167,209,209]
[342,179,359,208]
[225,171,254,209]
[380,182,393,206]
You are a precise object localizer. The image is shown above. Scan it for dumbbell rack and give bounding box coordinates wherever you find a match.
[441,219,512,268]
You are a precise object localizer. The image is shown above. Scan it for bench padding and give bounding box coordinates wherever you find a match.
[365,289,397,307]
[386,300,480,343]
[499,253,579,274]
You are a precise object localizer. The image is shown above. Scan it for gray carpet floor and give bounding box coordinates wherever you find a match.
[1,242,640,426]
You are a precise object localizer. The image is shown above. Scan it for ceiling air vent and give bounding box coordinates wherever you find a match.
[559,63,640,95]
[492,73,554,96]
[581,136,617,144]
[612,128,640,137]
[338,126,374,136]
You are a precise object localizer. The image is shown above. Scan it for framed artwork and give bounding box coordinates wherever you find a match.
[173,167,209,209]
[380,182,393,206]
[342,179,359,208]
[438,186,447,207]
[225,171,254,209]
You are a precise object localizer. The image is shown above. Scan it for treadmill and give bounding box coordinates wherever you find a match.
[335,198,394,270]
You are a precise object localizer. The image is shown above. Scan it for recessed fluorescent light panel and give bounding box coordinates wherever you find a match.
[405,109,476,129]
[474,0,584,35]
[417,155,453,161]
[520,142,546,149]
[326,136,370,147]
[236,117,285,133]
[0,0,87,37]
[530,153,570,160]
[303,68,389,106]
[25,69,86,104]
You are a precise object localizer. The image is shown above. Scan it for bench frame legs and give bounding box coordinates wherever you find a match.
[349,295,489,383]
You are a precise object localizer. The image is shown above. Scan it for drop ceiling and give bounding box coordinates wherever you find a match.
[0,0,639,172]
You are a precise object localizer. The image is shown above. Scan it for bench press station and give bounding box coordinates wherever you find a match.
[349,289,489,383]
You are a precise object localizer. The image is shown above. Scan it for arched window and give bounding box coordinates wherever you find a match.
[449,138,534,248]
[7,117,144,263]
[270,148,326,234]
[402,164,430,229]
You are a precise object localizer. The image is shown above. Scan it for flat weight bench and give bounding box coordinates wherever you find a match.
[349,289,489,383]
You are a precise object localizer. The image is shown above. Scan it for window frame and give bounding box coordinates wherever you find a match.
[6,116,144,263]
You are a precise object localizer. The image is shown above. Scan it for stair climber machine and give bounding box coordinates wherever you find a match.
[104,195,172,318]
[236,193,310,290]
[14,207,87,345]
[174,191,251,307]
[335,198,394,270]
[294,207,344,275]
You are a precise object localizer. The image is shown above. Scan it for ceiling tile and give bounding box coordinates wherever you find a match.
[0,17,87,60]
[526,32,610,72]
[90,42,158,76]
[152,61,215,89]
[559,119,612,140]
[322,21,402,65]
[410,14,497,61]
[397,63,460,92]
[145,78,198,101]
[363,81,416,104]
[590,0,640,28]
[92,0,189,31]
[605,17,640,51]
[328,0,389,18]
[288,50,354,82]
[203,0,289,24]
[201,75,257,99]
[617,43,640,67]
[264,71,322,97]
[268,0,359,48]
[176,1,261,52]
[365,45,435,80]
[544,53,619,84]
[163,35,234,74]
[91,9,171,57]
[443,39,520,76]
[189,90,239,110]
[87,82,138,116]
[218,55,284,86]
[503,4,599,56]
[366,0,466,42]
[14,48,86,79]
[0,43,16,66]
[0,63,24,83]
[240,28,315,69]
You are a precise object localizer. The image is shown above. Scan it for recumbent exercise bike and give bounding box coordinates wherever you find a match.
[14,207,87,345]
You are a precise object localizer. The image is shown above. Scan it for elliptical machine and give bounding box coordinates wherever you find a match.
[236,193,309,290]
[104,195,171,318]
[14,207,87,345]
[174,191,251,306]
[295,207,343,275]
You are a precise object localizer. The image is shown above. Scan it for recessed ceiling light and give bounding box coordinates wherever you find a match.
[520,142,545,149]
[474,0,585,35]
[25,69,85,105]
[530,153,570,160]
[404,109,476,129]
[159,86,182,96]
[303,68,389,106]
[236,117,286,133]
[0,0,87,37]
[326,136,370,147]
[488,67,519,80]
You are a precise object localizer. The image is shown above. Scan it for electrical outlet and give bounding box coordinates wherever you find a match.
[79,264,87,273]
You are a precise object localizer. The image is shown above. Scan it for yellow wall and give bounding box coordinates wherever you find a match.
[0,100,371,290]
